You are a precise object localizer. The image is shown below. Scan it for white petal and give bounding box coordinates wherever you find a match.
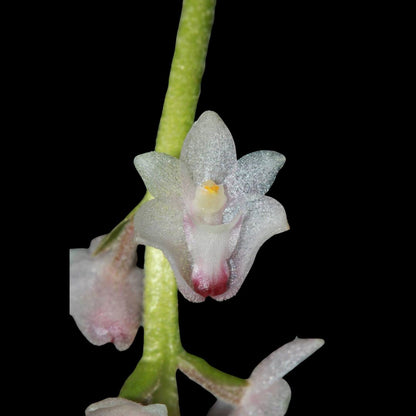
[214,196,289,301]
[180,111,237,185]
[252,338,325,382]
[207,399,234,416]
[134,151,183,199]
[134,199,204,302]
[225,151,286,200]
[85,397,168,416]
[240,378,291,416]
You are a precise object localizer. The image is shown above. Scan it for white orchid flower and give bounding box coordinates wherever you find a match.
[134,111,289,302]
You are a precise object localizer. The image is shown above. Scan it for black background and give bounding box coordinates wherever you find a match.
[63,1,383,415]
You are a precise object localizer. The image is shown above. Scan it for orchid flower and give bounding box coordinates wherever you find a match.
[207,337,325,416]
[69,221,143,351]
[85,398,167,416]
[133,111,289,302]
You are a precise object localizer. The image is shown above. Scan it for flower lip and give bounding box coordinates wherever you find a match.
[185,212,243,299]
[191,260,229,297]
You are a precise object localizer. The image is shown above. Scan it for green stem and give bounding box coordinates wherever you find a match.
[119,247,182,413]
[119,1,216,415]
[178,352,248,405]
[93,0,215,256]
[155,0,217,157]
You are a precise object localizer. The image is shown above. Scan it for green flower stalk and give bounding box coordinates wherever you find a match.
[93,0,215,254]
[118,1,247,414]
[70,1,325,414]
[155,0,217,158]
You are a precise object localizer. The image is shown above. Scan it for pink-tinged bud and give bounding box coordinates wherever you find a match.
[70,221,143,351]
[208,338,325,416]
[85,397,167,416]
[133,111,289,302]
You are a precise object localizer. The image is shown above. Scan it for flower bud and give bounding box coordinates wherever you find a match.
[70,221,143,351]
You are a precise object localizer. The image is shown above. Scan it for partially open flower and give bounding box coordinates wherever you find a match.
[208,337,325,416]
[134,111,289,302]
[70,221,143,351]
[85,397,167,416]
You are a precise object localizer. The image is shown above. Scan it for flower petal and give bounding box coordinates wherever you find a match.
[225,151,286,200]
[252,338,325,382]
[134,151,183,200]
[134,198,204,302]
[240,378,291,416]
[85,397,168,415]
[214,196,289,301]
[180,111,237,185]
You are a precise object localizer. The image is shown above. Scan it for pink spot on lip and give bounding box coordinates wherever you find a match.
[192,263,229,298]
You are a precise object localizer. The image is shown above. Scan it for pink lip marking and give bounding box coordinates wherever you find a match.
[191,262,229,297]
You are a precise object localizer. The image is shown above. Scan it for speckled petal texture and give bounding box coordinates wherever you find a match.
[180,111,237,185]
[134,152,183,200]
[225,150,286,201]
[85,397,167,416]
[215,197,289,301]
[134,198,203,302]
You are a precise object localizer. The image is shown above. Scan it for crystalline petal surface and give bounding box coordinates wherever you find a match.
[225,150,286,201]
[180,111,237,185]
[134,152,183,200]
[214,196,289,301]
[134,198,204,302]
